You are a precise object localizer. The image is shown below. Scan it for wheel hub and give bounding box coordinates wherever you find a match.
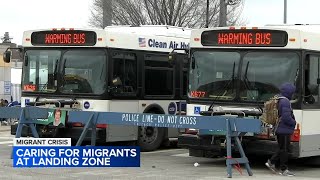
[140,127,158,144]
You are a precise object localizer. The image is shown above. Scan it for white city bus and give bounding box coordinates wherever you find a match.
[3,25,191,151]
[178,24,320,162]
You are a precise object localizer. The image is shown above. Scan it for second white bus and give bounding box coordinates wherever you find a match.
[178,24,320,163]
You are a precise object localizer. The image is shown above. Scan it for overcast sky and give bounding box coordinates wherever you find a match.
[1,0,320,45]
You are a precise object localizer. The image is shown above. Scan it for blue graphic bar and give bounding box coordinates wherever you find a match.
[13,146,140,167]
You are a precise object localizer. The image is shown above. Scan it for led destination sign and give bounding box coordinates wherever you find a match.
[31,30,97,46]
[201,29,288,47]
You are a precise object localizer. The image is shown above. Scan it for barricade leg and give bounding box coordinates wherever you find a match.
[76,113,95,146]
[225,119,254,178]
[29,124,39,138]
[91,126,96,146]
[226,119,233,178]
[234,136,252,176]
[11,109,25,159]
[90,112,99,146]
[14,109,25,139]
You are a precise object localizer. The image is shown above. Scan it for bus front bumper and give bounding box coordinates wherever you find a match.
[178,134,300,158]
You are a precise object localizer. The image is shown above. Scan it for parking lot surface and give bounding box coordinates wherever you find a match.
[0,129,319,180]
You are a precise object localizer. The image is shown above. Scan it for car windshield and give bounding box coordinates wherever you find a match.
[189,50,300,102]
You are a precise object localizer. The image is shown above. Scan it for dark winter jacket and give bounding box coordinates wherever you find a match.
[276,83,297,135]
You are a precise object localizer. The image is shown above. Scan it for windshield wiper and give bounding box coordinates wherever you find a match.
[243,61,255,99]
[53,59,59,80]
[208,62,236,110]
[61,59,67,86]
[294,68,299,86]
[243,62,262,102]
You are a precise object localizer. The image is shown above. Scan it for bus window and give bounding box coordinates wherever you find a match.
[60,50,107,94]
[144,54,174,96]
[240,52,299,102]
[304,55,320,105]
[22,50,61,92]
[112,52,137,95]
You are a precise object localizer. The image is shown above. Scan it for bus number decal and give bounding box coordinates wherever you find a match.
[190,91,206,98]
[23,84,36,91]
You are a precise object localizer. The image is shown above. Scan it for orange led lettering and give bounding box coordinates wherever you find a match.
[265,33,271,44]
[23,84,36,91]
[190,91,206,98]
[73,33,86,44]
[255,33,271,45]
[228,33,233,44]
[215,32,277,46]
[218,33,224,44]
[233,33,239,44]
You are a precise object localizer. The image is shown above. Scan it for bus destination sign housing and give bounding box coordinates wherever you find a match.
[201,29,288,47]
[31,30,97,46]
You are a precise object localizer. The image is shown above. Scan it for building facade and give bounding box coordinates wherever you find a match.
[0,32,22,103]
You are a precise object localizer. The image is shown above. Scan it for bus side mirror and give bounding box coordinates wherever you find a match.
[3,51,11,63]
[168,52,177,66]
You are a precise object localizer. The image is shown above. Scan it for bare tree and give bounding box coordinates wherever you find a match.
[89,0,247,28]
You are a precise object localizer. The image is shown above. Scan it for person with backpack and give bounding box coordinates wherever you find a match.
[265,83,297,176]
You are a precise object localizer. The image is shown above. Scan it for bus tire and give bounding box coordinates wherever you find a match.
[137,126,165,152]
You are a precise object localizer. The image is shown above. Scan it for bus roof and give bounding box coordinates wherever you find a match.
[22,25,191,53]
[190,24,320,51]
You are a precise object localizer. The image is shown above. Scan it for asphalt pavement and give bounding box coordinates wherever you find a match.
[0,130,319,180]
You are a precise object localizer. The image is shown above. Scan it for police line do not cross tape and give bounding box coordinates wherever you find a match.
[68,111,262,133]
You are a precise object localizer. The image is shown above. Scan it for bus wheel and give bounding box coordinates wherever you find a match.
[138,126,165,152]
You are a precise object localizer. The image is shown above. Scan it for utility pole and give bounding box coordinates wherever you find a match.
[284,0,287,24]
[219,0,241,27]
[206,0,209,28]
[102,0,113,28]
[219,0,227,27]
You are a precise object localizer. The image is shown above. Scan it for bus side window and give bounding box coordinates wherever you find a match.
[112,52,137,95]
[144,54,174,96]
[304,54,320,105]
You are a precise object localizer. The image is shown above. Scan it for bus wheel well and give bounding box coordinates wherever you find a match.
[143,104,165,114]
[138,104,166,152]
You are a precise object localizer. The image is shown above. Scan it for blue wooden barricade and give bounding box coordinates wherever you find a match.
[0,106,262,178]
[0,106,48,158]
[68,111,262,178]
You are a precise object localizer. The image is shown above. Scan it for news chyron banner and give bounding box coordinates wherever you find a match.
[12,138,140,167]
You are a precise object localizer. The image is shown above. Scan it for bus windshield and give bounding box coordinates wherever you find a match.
[240,52,299,101]
[189,51,240,100]
[22,49,107,95]
[189,50,299,102]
